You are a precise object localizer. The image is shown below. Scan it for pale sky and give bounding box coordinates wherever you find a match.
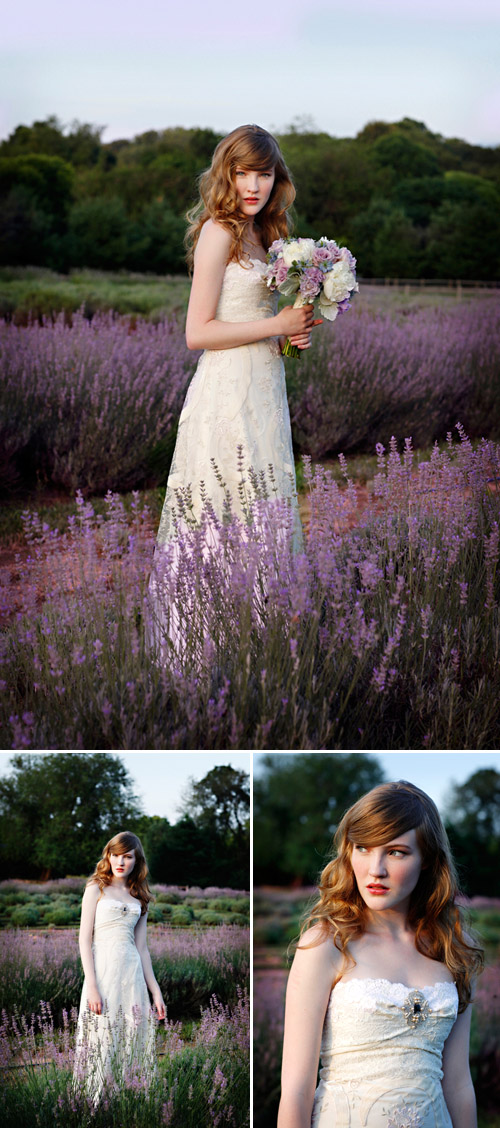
[1,0,499,146]
[0,752,251,821]
[253,751,500,815]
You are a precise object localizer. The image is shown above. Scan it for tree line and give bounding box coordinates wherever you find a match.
[0,754,249,889]
[1,114,499,280]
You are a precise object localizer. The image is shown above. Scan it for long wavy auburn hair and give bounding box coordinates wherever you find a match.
[300,781,483,1012]
[185,124,295,271]
[87,831,153,916]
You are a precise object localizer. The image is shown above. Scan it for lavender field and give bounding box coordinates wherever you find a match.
[1,427,500,749]
[1,290,500,749]
[1,295,500,495]
[0,902,249,1127]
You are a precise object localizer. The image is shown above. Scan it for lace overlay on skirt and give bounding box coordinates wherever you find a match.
[148,257,303,656]
[155,258,302,544]
[73,898,155,1104]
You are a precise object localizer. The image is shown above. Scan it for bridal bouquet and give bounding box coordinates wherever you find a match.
[265,236,358,358]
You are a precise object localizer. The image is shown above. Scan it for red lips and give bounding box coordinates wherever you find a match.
[367,884,388,892]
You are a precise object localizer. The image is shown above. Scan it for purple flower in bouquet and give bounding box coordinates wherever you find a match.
[265,234,359,357]
[299,266,324,301]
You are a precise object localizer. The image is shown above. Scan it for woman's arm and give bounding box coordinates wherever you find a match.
[185,220,318,351]
[441,1004,477,1128]
[78,883,102,1014]
[278,929,339,1128]
[135,912,166,1019]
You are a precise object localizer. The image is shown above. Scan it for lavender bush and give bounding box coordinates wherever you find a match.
[0,988,249,1127]
[0,310,197,493]
[286,300,500,458]
[1,428,499,750]
[1,299,500,496]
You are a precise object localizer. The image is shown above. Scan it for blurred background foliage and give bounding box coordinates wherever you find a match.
[0,753,249,889]
[0,114,499,279]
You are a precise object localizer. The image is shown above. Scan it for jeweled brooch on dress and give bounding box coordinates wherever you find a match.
[402,990,430,1026]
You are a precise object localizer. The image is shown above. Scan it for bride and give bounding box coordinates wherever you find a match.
[73,831,165,1103]
[277,780,483,1128]
[148,124,322,655]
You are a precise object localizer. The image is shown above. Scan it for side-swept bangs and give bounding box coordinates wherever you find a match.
[217,126,282,176]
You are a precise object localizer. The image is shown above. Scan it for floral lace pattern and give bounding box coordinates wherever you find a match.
[311,977,458,1128]
[154,258,302,548]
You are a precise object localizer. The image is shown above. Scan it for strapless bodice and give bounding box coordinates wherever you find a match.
[215,258,277,322]
[312,977,458,1128]
[92,896,141,948]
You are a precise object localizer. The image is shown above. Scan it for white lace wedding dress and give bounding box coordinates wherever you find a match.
[311,978,458,1128]
[148,255,303,653]
[155,255,301,543]
[73,897,155,1103]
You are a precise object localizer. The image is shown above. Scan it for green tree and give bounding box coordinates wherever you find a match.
[372,133,440,181]
[425,199,500,279]
[181,765,249,838]
[0,753,142,878]
[0,154,74,220]
[179,765,250,888]
[373,207,423,277]
[0,185,54,267]
[128,200,186,273]
[140,814,235,887]
[67,196,131,269]
[0,115,103,167]
[254,753,384,885]
[444,769,500,896]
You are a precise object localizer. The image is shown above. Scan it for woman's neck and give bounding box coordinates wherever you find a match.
[363,904,413,938]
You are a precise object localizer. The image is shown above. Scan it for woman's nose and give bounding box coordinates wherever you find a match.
[368,853,388,876]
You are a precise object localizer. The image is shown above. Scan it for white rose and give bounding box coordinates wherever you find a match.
[323,263,356,303]
[281,238,316,267]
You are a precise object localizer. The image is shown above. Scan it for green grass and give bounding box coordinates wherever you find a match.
[1,268,498,326]
[0,267,191,322]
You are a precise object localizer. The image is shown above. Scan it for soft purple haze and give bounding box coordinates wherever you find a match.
[1,0,499,144]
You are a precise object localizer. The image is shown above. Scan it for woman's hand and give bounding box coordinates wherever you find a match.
[277,304,323,349]
[152,988,166,1021]
[86,986,102,1015]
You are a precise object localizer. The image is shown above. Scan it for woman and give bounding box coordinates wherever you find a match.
[148,125,322,656]
[74,831,165,1103]
[278,781,483,1128]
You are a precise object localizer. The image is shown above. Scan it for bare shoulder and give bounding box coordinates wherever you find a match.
[195,218,232,263]
[284,925,341,1021]
[82,881,100,904]
[289,925,342,984]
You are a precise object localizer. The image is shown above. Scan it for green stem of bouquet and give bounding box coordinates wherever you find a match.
[282,338,301,360]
